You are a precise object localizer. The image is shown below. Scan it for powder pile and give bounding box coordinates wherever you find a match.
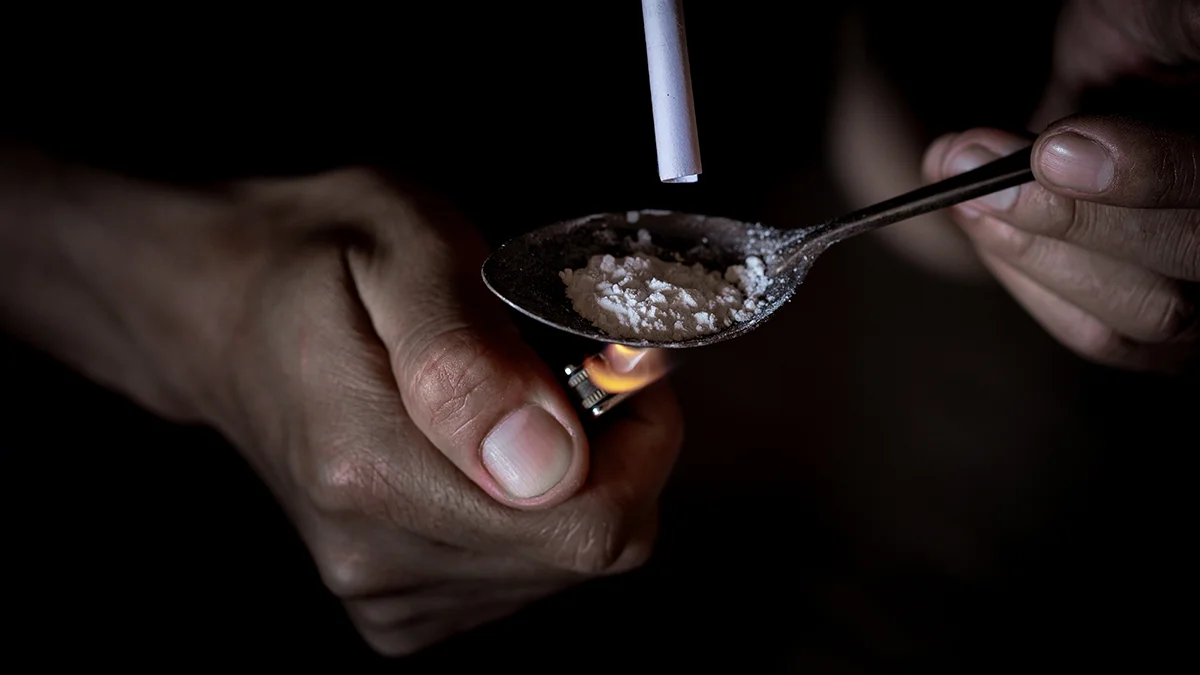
[559,232,769,341]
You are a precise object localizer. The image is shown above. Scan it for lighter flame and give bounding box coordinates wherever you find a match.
[584,345,671,394]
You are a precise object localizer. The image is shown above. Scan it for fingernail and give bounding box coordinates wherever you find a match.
[1038,133,1114,193]
[948,145,1019,211]
[482,406,574,499]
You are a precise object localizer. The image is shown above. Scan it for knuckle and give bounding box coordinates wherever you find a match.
[313,540,384,600]
[540,507,634,576]
[308,446,395,519]
[1150,289,1199,343]
[1006,184,1083,242]
[1051,191,1091,242]
[1154,153,1200,208]
[1069,319,1131,367]
[979,217,1043,262]
[305,445,426,533]
[604,514,659,574]
[405,327,508,434]
[309,529,425,601]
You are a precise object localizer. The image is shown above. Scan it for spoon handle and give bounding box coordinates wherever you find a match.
[801,145,1035,246]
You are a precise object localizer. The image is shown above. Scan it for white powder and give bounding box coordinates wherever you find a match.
[559,231,769,342]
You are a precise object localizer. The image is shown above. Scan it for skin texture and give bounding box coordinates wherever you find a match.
[0,154,684,656]
[922,0,1199,373]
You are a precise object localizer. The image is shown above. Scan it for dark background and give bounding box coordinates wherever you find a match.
[4,2,1196,671]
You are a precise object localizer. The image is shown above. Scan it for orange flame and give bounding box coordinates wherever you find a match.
[583,345,671,394]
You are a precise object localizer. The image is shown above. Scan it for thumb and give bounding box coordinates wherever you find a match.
[1033,114,1200,208]
[346,187,589,510]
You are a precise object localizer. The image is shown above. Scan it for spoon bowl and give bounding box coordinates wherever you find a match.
[481,210,818,348]
[483,147,1034,349]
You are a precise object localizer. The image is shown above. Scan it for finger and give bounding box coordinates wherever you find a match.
[308,514,582,602]
[921,128,1033,211]
[1033,114,1200,208]
[586,379,684,511]
[345,185,589,509]
[979,252,1197,373]
[576,379,681,562]
[955,210,1198,344]
[519,379,680,575]
[306,437,663,600]
[293,254,677,582]
[279,172,684,577]
[265,245,581,594]
[927,128,1200,281]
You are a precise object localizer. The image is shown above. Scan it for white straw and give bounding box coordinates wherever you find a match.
[641,0,702,183]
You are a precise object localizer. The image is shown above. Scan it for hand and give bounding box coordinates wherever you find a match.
[921,0,1199,373]
[0,157,684,655]
[216,171,685,655]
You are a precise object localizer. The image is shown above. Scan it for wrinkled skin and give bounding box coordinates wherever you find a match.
[216,173,685,655]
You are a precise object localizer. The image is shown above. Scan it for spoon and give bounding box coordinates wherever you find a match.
[482,146,1033,349]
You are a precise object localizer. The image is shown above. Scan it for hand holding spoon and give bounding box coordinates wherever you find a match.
[482,147,1033,349]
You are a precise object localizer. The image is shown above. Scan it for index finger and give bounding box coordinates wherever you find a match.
[520,378,684,573]
[585,378,685,510]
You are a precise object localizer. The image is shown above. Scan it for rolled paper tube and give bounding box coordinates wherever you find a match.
[641,0,702,183]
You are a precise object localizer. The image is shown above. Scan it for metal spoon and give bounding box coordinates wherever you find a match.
[482,147,1033,349]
